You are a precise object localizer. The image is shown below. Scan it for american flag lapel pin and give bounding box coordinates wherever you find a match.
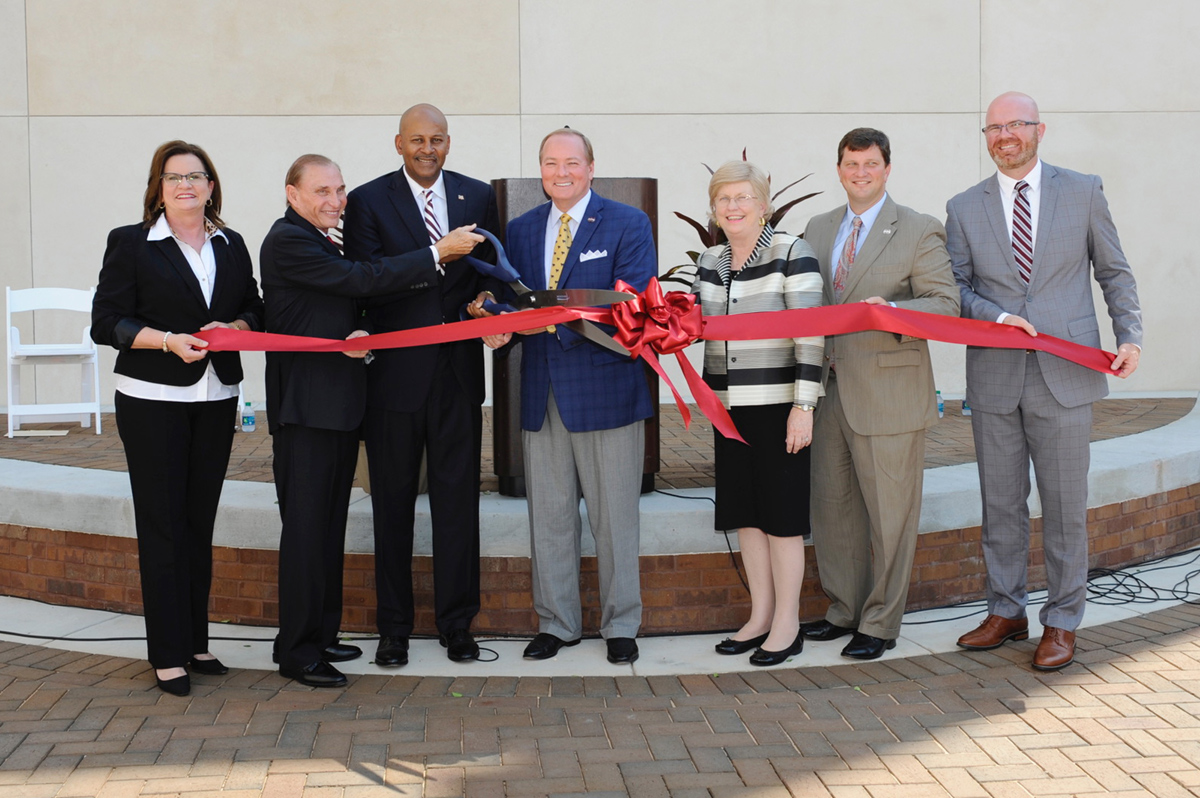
[457,194,465,201]
[587,217,596,223]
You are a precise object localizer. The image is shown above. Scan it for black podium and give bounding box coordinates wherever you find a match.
[490,177,661,497]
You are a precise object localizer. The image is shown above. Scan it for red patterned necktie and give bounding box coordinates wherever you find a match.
[833,216,862,301]
[1012,180,1033,284]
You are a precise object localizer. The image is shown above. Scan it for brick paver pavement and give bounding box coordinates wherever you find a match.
[2,604,1200,796]
[2,397,1193,492]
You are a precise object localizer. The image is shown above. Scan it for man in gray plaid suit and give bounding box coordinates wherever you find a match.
[946,91,1142,671]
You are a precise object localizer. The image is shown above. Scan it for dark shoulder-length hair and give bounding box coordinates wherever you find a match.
[141,140,225,229]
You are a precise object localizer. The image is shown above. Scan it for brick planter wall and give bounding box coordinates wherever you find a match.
[2,486,1198,636]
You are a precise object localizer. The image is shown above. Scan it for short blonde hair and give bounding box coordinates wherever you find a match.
[708,161,773,222]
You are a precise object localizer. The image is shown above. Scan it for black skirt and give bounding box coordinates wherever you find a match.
[714,403,811,538]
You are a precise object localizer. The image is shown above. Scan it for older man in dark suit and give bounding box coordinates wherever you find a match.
[342,104,501,667]
[947,92,1142,671]
[261,153,480,687]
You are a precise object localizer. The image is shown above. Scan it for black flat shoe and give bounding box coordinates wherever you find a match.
[322,643,363,663]
[375,636,409,667]
[841,632,897,660]
[188,657,229,676]
[800,620,856,641]
[155,673,190,696]
[440,629,480,662]
[280,660,348,688]
[714,632,769,655]
[606,637,639,664]
[523,633,581,660]
[749,632,804,666]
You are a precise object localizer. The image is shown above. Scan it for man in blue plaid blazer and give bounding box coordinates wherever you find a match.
[503,128,655,665]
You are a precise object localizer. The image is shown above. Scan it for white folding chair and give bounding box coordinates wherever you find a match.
[6,286,102,437]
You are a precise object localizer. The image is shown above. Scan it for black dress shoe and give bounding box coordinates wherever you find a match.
[523,633,581,660]
[187,657,229,676]
[322,643,363,663]
[375,636,409,667]
[800,620,856,641]
[714,632,769,655]
[280,660,348,688]
[155,673,190,696]
[440,629,480,662]
[749,631,805,667]
[606,637,639,664]
[841,632,897,660]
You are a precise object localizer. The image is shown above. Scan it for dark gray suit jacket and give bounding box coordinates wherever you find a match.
[946,162,1142,411]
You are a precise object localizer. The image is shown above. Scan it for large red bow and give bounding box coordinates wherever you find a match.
[605,278,745,443]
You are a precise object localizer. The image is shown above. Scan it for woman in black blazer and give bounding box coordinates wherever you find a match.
[92,140,263,696]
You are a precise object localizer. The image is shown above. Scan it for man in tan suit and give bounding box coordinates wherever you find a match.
[801,128,959,660]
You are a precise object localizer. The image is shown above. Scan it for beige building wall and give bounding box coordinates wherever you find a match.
[3,0,1194,413]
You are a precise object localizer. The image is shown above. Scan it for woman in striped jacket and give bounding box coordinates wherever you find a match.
[680,161,825,666]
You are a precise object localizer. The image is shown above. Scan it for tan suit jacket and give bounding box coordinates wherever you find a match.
[803,195,959,435]
[804,194,959,640]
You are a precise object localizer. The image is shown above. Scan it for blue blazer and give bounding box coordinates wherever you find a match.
[506,192,656,433]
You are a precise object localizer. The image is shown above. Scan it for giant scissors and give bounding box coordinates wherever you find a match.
[461,228,635,356]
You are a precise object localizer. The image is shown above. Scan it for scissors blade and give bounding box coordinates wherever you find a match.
[514,289,635,309]
[564,319,632,357]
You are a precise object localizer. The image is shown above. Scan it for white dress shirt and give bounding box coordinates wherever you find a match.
[402,167,447,269]
[543,191,591,285]
[116,214,238,402]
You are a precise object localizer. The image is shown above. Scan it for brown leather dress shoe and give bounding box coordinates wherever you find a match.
[1032,626,1075,671]
[956,614,1029,650]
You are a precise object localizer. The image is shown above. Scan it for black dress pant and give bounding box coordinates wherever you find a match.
[364,353,481,637]
[115,392,236,669]
[272,423,359,670]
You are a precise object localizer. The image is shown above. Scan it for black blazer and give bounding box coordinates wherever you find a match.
[91,222,264,387]
[343,168,503,412]
[260,207,440,433]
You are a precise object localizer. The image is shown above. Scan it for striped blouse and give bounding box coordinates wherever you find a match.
[662,226,824,408]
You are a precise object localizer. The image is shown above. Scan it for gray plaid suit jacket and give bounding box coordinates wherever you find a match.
[946,162,1142,412]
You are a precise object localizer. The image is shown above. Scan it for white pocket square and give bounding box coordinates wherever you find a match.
[579,249,608,262]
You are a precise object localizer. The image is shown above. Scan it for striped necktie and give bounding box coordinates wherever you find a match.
[1012,180,1033,284]
[423,189,444,246]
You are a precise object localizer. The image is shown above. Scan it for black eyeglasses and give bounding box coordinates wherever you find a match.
[162,172,211,186]
[982,121,1039,136]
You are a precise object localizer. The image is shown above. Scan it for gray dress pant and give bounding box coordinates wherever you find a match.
[523,389,644,641]
[972,352,1093,631]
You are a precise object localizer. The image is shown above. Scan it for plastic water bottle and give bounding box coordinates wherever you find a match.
[936,390,944,419]
[241,401,256,432]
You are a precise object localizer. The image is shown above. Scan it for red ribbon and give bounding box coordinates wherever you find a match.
[199,280,1119,444]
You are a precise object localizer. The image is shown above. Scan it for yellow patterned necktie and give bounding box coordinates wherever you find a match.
[548,213,572,289]
[545,213,572,333]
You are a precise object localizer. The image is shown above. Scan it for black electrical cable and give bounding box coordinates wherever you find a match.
[902,543,1200,626]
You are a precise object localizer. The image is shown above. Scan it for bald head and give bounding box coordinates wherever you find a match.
[395,103,450,188]
[987,91,1039,122]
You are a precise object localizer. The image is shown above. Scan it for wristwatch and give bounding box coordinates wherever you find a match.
[793,403,815,412]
